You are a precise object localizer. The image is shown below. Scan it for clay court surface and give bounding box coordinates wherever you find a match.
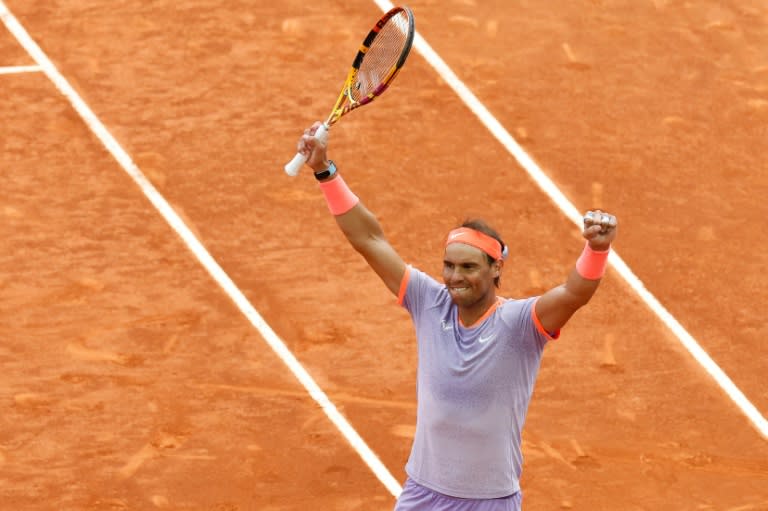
[1,0,767,509]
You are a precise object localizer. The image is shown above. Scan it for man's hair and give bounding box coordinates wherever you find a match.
[459,219,506,288]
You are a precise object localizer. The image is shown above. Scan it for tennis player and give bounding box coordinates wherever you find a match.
[296,122,618,510]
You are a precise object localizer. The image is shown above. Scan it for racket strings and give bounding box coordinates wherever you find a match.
[353,12,412,100]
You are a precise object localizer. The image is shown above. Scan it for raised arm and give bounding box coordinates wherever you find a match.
[535,210,618,333]
[297,122,406,296]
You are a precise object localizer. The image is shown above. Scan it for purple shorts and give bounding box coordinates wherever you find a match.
[394,478,523,511]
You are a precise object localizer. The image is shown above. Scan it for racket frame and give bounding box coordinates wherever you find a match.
[325,5,415,127]
[284,6,415,176]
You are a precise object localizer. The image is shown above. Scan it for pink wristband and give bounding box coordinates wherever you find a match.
[318,174,359,216]
[575,242,610,280]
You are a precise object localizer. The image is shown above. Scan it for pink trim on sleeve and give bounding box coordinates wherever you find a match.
[532,297,560,340]
[397,266,412,306]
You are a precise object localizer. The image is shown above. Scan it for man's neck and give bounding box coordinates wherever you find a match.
[457,294,498,327]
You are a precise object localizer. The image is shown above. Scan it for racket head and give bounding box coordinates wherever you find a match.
[326,6,415,126]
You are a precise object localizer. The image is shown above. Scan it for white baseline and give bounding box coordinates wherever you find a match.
[0,64,41,74]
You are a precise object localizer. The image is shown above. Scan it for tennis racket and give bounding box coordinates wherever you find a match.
[284,6,415,176]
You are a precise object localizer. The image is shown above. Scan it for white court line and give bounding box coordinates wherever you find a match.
[369,0,768,440]
[0,64,41,74]
[0,0,403,499]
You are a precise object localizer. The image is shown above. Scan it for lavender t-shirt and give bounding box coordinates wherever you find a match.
[398,266,555,499]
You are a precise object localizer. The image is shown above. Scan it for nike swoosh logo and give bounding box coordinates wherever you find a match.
[478,335,495,344]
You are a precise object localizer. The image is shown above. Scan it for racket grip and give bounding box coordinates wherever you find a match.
[284,153,306,176]
[284,124,329,177]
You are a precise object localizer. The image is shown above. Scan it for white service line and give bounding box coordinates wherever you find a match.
[0,64,41,74]
[0,0,404,498]
[370,0,768,439]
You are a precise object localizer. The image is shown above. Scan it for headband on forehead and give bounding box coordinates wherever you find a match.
[445,227,507,261]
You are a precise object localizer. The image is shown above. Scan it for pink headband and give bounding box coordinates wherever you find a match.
[445,227,504,260]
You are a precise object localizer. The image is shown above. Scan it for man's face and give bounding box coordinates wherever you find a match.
[442,243,500,308]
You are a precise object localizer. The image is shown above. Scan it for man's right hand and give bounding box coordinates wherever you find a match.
[298,121,330,173]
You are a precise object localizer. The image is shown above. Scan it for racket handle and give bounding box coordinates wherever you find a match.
[284,124,329,176]
[284,153,306,176]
